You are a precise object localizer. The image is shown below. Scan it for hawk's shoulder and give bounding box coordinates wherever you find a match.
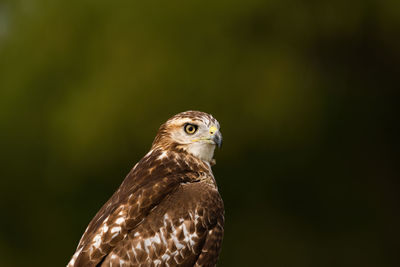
[100,179,224,266]
[68,149,212,267]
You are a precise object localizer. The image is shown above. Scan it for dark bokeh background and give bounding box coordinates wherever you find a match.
[0,0,399,266]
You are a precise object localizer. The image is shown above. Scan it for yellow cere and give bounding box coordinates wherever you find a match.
[191,126,218,142]
[209,126,218,135]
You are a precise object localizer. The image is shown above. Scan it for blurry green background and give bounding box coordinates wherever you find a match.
[0,0,399,266]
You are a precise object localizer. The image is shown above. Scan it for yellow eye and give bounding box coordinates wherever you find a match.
[184,123,198,135]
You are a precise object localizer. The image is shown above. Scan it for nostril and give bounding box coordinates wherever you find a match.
[209,126,218,135]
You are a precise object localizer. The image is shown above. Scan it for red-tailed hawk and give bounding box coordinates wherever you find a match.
[67,111,224,267]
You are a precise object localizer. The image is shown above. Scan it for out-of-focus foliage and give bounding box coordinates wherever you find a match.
[0,0,398,266]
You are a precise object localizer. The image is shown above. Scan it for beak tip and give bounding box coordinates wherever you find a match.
[214,133,223,149]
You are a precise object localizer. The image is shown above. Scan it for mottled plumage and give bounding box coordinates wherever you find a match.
[67,111,224,267]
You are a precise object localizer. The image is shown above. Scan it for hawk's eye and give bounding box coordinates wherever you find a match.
[184,123,198,135]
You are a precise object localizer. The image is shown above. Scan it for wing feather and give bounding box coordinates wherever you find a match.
[69,155,194,266]
[98,182,224,267]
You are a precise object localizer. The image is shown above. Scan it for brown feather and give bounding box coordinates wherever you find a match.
[67,111,224,267]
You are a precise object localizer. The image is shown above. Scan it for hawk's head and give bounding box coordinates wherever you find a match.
[152,111,222,163]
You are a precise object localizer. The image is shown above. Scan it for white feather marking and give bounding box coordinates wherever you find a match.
[170,222,176,232]
[110,226,121,239]
[182,223,188,237]
[182,222,197,247]
[142,232,162,246]
[162,254,170,261]
[111,226,121,233]
[163,214,169,226]
[171,251,178,256]
[93,234,102,248]
[116,217,125,224]
[144,239,151,248]
[171,231,184,250]
[182,224,190,244]
[143,240,150,254]
[158,151,168,160]
[160,229,168,245]
[131,244,137,259]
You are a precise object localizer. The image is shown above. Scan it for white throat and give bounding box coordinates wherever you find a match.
[186,142,216,163]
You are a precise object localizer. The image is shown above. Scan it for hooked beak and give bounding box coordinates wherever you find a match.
[192,126,222,148]
[213,131,223,148]
[208,125,222,148]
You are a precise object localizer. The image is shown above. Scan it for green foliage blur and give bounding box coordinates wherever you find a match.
[0,0,399,266]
